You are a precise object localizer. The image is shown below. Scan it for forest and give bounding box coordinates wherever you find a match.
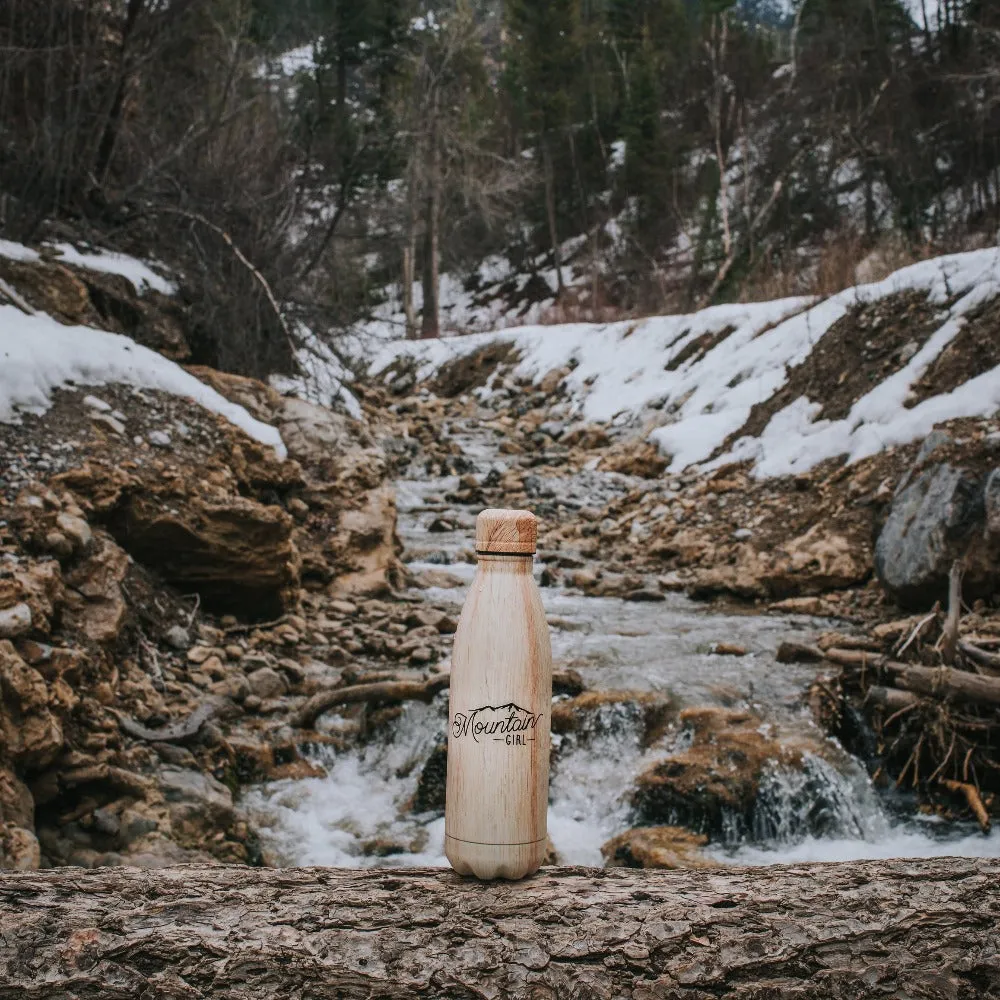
[2,0,999,376]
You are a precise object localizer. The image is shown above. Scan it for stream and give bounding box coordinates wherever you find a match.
[248,414,1000,869]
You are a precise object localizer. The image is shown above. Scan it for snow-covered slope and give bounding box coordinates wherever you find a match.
[372,249,1000,478]
[0,236,286,457]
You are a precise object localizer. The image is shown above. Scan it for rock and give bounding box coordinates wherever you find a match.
[568,569,599,591]
[83,395,112,413]
[428,517,455,533]
[185,367,281,423]
[0,767,34,829]
[711,643,747,657]
[632,708,801,835]
[984,469,1000,537]
[551,669,586,697]
[914,430,953,469]
[329,600,358,616]
[0,642,64,770]
[770,596,825,615]
[732,528,753,542]
[246,667,287,700]
[44,532,73,559]
[413,743,447,815]
[0,825,41,870]
[55,513,91,552]
[91,413,126,436]
[159,767,234,842]
[0,604,32,639]
[776,641,825,663]
[539,421,566,440]
[147,430,172,448]
[551,691,675,747]
[328,486,402,599]
[601,826,715,870]
[61,535,129,644]
[414,569,466,590]
[112,491,300,618]
[165,626,191,650]
[875,463,986,607]
[277,398,371,472]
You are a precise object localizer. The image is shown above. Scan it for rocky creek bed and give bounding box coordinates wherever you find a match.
[246,403,1000,869]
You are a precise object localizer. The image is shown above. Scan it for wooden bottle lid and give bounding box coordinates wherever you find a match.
[476,508,537,555]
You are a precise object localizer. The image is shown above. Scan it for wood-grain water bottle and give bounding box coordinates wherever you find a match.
[445,508,553,879]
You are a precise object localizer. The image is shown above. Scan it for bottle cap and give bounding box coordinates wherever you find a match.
[476,508,537,556]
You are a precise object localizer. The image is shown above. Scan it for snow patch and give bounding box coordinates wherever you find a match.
[0,306,285,458]
[45,243,177,295]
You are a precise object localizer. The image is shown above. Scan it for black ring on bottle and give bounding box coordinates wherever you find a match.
[475,550,535,558]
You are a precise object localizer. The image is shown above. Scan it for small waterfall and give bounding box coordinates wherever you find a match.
[749,754,888,845]
[244,699,449,868]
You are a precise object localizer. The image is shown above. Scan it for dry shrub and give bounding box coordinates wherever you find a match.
[741,231,935,304]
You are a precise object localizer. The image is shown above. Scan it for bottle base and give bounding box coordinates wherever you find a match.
[445,834,546,880]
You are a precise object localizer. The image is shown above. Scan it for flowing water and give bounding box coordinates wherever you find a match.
[247,415,1000,868]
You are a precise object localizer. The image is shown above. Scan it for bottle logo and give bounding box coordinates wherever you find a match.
[452,703,543,747]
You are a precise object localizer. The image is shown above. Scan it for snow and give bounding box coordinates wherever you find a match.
[0,236,176,295]
[0,306,286,458]
[270,322,362,420]
[0,239,40,263]
[373,248,1000,480]
[45,243,177,295]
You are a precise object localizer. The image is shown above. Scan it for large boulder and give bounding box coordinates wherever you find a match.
[327,485,403,599]
[113,492,299,619]
[875,463,992,607]
[0,642,64,772]
[158,767,235,845]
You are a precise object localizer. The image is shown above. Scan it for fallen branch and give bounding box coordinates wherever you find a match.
[824,648,1000,708]
[940,778,992,833]
[112,700,221,744]
[293,674,451,729]
[939,559,964,665]
[863,685,919,714]
[960,640,1000,676]
[0,860,997,997]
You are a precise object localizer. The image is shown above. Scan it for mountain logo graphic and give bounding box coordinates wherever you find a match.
[452,703,543,744]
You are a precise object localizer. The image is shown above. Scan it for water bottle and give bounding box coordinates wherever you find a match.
[445,508,553,879]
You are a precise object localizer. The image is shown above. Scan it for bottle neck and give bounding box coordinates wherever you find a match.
[476,553,535,574]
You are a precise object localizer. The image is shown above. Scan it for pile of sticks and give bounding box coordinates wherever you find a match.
[805,562,999,831]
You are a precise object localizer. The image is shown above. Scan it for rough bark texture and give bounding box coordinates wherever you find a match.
[0,860,998,998]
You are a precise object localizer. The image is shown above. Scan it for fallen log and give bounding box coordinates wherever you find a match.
[824,647,1000,708]
[0,861,997,998]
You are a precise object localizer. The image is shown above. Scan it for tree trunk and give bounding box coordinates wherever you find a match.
[93,0,146,184]
[0,860,997,998]
[542,134,565,296]
[420,135,441,340]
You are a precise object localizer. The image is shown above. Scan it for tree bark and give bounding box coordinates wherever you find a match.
[420,126,441,340]
[542,134,565,296]
[0,859,998,998]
